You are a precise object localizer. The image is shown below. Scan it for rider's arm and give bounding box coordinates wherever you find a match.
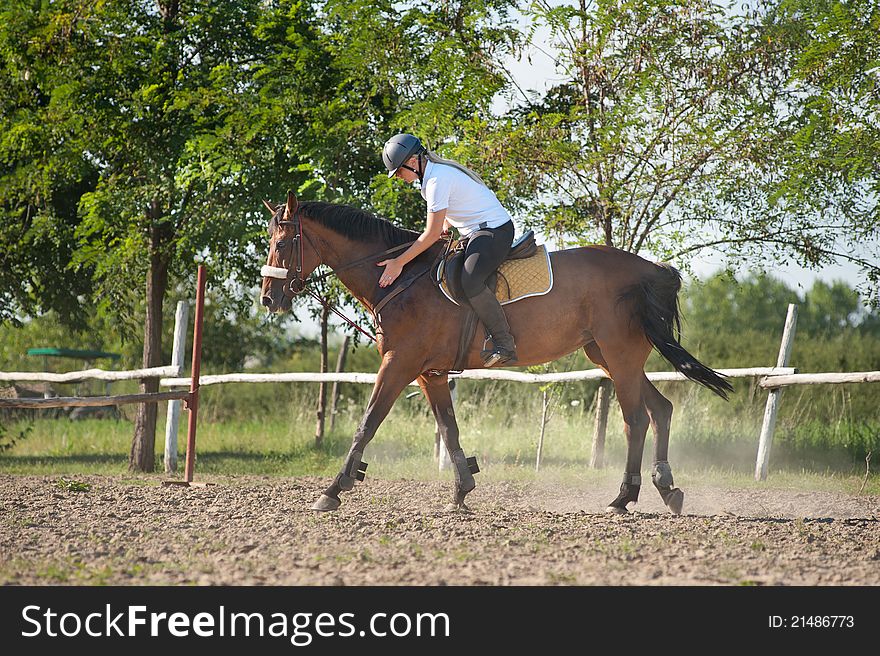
[398,209,447,265]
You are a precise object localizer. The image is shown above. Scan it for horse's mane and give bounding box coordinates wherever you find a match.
[291,201,420,247]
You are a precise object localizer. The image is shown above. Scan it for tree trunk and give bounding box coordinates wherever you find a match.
[329,334,350,432]
[130,205,171,472]
[314,302,330,447]
[130,5,179,472]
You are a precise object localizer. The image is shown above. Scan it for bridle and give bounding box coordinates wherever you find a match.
[260,206,421,342]
[261,206,310,297]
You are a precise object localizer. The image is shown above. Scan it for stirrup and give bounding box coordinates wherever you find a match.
[481,347,517,367]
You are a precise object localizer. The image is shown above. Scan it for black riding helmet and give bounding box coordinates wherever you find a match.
[383,133,426,178]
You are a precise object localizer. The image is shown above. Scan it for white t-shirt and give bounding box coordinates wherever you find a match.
[420,161,512,236]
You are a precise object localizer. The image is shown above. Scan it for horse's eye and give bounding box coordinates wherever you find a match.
[276,241,286,250]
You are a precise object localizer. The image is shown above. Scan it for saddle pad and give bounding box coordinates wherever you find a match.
[439,245,553,307]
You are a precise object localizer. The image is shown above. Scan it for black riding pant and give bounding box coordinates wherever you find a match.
[461,221,514,299]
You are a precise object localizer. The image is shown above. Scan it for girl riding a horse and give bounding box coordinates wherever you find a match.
[260,183,733,514]
[379,133,517,367]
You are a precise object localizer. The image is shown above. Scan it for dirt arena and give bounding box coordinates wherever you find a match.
[1,474,878,586]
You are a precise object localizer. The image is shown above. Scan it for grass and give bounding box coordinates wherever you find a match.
[1,379,878,495]
[1,411,878,497]
[55,477,92,493]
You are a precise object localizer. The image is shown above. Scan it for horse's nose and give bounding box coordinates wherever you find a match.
[261,295,274,308]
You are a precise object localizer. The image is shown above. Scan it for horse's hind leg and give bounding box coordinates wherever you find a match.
[418,374,479,511]
[584,341,650,514]
[642,377,684,514]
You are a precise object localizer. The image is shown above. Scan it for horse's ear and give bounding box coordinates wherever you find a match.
[262,199,278,215]
[285,190,298,218]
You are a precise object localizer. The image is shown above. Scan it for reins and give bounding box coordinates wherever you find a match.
[266,209,451,343]
[306,240,415,284]
[304,287,380,343]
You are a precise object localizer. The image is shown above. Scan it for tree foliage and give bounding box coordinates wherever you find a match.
[3,0,877,376]
[682,271,879,339]
[451,0,878,303]
[0,1,99,326]
[760,0,880,304]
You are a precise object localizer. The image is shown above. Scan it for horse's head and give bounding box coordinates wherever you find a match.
[260,191,321,313]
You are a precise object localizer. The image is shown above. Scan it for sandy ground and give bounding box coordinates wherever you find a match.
[1,474,878,585]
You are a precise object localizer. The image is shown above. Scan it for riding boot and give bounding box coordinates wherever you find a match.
[467,287,518,367]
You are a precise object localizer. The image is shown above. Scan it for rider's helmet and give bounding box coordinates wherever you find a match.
[382,133,426,177]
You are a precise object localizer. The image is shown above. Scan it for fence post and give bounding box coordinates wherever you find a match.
[536,388,550,471]
[590,378,611,469]
[163,301,189,474]
[329,335,350,432]
[183,265,207,484]
[755,303,798,481]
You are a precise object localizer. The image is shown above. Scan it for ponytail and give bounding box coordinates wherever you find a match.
[424,150,487,187]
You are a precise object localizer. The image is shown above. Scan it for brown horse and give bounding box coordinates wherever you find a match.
[260,192,732,515]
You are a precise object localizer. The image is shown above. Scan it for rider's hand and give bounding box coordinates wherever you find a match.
[377,258,404,287]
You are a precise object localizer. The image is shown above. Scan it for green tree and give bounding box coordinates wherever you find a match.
[1,0,310,469]
[682,271,800,336]
[1,0,521,469]
[453,0,878,302]
[0,2,99,327]
[66,0,309,470]
[764,0,880,305]
[800,279,861,337]
[459,0,788,251]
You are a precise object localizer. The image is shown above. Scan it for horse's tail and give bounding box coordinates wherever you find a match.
[620,263,734,400]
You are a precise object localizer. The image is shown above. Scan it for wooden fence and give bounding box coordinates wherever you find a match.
[0,266,208,485]
[4,299,879,481]
[159,304,877,480]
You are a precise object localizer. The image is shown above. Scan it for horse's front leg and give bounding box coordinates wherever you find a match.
[312,352,417,512]
[418,374,479,511]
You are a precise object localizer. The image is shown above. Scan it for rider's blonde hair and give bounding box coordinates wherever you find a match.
[424,150,486,187]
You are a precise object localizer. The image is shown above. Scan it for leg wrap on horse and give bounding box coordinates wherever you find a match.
[450,448,479,503]
[652,460,675,490]
[607,473,641,511]
[337,450,368,492]
[652,460,684,514]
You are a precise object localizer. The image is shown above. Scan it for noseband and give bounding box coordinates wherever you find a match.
[261,207,308,298]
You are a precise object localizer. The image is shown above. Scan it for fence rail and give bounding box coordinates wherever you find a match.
[0,266,208,485]
[158,366,798,388]
[3,298,879,482]
[759,371,880,388]
[0,390,191,409]
[0,366,180,384]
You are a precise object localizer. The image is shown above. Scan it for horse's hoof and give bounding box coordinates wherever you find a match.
[665,488,684,515]
[311,494,341,512]
[444,502,473,514]
[605,505,628,515]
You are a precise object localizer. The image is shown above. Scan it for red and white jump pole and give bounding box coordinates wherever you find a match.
[183,264,207,483]
[164,264,207,487]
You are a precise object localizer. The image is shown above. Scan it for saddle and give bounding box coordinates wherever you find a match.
[432,230,554,373]
[434,230,537,303]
